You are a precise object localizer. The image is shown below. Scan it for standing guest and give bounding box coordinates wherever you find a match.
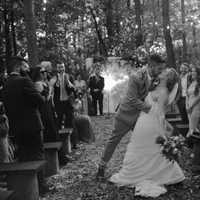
[74,74,88,114]
[3,56,48,194]
[177,63,189,123]
[30,66,58,142]
[186,66,200,137]
[88,63,104,116]
[186,66,200,173]
[52,63,75,129]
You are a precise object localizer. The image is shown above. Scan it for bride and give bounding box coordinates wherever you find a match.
[109,68,185,197]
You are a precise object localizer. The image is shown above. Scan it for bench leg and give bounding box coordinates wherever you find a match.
[45,149,59,177]
[6,173,39,200]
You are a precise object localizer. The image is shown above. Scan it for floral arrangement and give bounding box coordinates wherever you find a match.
[156,134,185,163]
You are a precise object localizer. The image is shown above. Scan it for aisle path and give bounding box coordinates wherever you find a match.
[44,115,199,200]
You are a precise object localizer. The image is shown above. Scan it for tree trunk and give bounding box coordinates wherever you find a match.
[3,0,12,68]
[105,0,114,49]
[23,0,39,68]
[11,10,17,55]
[89,7,108,56]
[152,0,158,40]
[134,0,143,47]
[162,0,176,68]
[181,0,187,62]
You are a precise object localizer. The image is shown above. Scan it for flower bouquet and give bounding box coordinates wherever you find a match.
[156,135,185,163]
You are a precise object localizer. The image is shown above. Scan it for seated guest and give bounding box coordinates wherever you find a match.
[73,99,95,144]
[3,56,49,194]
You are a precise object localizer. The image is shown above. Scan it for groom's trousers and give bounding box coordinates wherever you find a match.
[101,119,134,165]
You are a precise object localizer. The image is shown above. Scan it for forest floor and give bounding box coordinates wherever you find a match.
[43,115,200,200]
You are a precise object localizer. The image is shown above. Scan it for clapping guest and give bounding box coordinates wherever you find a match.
[52,63,75,129]
[177,63,189,123]
[74,74,88,114]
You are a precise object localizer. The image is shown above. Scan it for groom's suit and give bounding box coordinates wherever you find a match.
[101,69,151,164]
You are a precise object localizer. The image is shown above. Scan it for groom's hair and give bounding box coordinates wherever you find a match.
[149,54,165,64]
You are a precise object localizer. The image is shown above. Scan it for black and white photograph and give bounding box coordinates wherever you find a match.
[1,0,200,199]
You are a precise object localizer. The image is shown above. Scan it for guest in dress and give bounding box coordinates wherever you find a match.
[30,66,58,142]
[186,66,200,172]
[177,63,189,123]
[74,74,88,114]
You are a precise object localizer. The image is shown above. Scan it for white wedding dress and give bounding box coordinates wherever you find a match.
[110,85,185,197]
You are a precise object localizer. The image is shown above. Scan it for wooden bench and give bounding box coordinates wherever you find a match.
[0,188,14,200]
[44,142,62,177]
[0,161,46,200]
[167,117,182,125]
[166,113,180,119]
[59,128,73,154]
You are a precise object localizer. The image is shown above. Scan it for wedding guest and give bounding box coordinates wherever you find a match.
[177,63,189,123]
[73,99,95,144]
[185,66,200,173]
[3,56,49,194]
[0,103,13,163]
[186,66,200,137]
[30,66,58,142]
[74,74,88,114]
[88,63,104,116]
[52,62,75,129]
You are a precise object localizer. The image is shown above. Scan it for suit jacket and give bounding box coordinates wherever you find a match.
[88,75,104,95]
[3,74,45,136]
[53,73,75,105]
[115,70,150,126]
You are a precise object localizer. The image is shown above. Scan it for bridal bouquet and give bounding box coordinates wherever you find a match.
[156,135,185,163]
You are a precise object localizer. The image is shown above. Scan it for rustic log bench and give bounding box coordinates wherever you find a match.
[0,161,46,200]
[59,128,73,154]
[0,188,14,200]
[44,142,62,177]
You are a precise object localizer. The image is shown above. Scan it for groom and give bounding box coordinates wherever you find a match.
[96,54,166,179]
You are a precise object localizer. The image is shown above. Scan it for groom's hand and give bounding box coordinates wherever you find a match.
[143,104,151,113]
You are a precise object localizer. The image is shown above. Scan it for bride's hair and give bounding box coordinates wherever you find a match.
[165,68,179,92]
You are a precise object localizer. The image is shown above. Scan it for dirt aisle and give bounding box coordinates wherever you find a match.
[44,116,199,200]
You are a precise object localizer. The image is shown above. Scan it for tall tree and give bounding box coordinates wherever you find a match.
[23,0,39,68]
[134,0,143,47]
[181,0,187,62]
[162,0,176,68]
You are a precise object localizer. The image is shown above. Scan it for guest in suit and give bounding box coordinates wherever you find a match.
[3,56,48,194]
[177,63,189,123]
[96,54,166,179]
[88,63,104,116]
[52,63,75,129]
